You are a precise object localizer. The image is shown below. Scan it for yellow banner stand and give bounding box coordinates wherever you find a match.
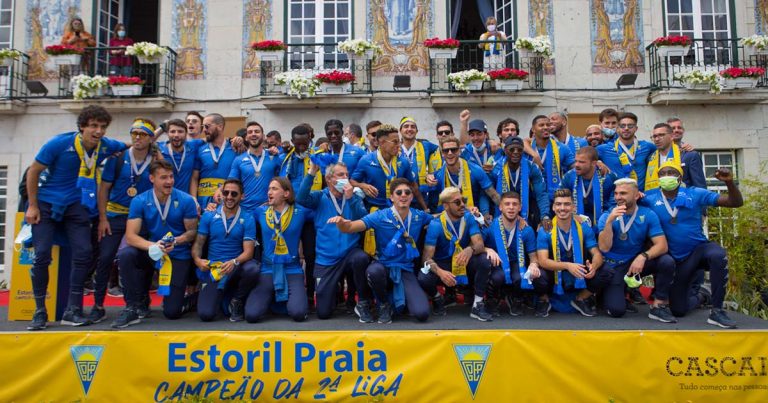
[8,212,60,320]
[1,330,767,402]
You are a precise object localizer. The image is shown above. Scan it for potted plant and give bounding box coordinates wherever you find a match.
[338,39,382,61]
[0,49,22,67]
[651,35,692,58]
[125,42,169,64]
[424,37,461,59]
[448,69,490,93]
[740,35,768,55]
[275,71,320,99]
[251,40,287,63]
[109,75,144,96]
[514,35,553,59]
[674,70,721,94]
[488,68,529,91]
[44,45,83,66]
[720,67,765,89]
[315,70,355,94]
[71,74,109,100]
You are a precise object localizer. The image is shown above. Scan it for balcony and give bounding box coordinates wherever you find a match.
[258,42,372,109]
[0,50,31,114]
[57,46,177,112]
[428,39,545,107]
[647,38,768,105]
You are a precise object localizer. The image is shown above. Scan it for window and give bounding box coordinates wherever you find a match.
[0,0,13,49]
[701,150,737,238]
[287,0,351,69]
[0,166,6,270]
[665,0,731,66]
[95,0,122,74]
[494,0,516,64]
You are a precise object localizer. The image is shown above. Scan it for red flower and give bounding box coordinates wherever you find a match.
[424,37,461,49]
[44,45,84,55]
[314,70,355,84]
[652,35,692,47]
[488,68,529,80]
[108,75,145,86]
[251,40,286,51]
[719,67,765,78]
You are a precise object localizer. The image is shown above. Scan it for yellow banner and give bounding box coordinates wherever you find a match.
[1,330,767,402]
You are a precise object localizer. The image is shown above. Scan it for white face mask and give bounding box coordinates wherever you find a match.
[487,25,496,32]
[334,178,349,192]
[342,136,350,145]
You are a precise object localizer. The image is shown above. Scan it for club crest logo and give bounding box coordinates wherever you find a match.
[70,345,104,396]
[453,344,492,399]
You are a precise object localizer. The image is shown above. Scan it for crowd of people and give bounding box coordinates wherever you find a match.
[22,105,743,331]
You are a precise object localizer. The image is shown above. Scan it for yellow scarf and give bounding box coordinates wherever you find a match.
[157,232,174,295]
[550,217,583,287]
[645,143,681,191]
[357,137,365,147]
[283,149,323,191]
[444,159,474,207]
[376,151,399,199]
[614,139,638,181]
[406,141,428,186]
[363,206,379,257]
[440,212,467,278]
[429,151,443,173]
[265,205,294,256]
[74,133,100,182]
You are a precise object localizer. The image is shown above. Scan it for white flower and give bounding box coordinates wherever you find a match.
[275,71,320,99]
[674,70,722,94]
[448,69,490,93]
[337,39,383,57]
[0,49,22,60]
[514,35,553,58]
[71,75,109,100]
[740,35,768,51]
[125,42,169,58]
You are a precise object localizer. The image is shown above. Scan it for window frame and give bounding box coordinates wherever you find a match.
[0,0,14,49]
[663,0,734,67]
[285,0,352,70]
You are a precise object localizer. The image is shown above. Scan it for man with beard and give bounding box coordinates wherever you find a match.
[398,116,436,210]
[496,118,520,143]
[585,124,605,147]
[228,121,283,213]
[596,112,655,191]
[549,111,588,155]
[190,114,242,206]
[559,146,617,233]
[462,119,503,175]
[529,115,574,202]
[160,119,197,192]
[646,123,705,190]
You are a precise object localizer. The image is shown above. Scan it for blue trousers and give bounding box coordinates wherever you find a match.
[93,215,126,306]
[197,259,261,322]
[600,254,675,318]
[30,201,92,310]
[489,264,551,298]
[418,254,492,297]
[366,261,430,322]
[669,242,728,316]
[245,272,307,322]
[301,220,316,301]
[314,248,370,319]
[118,246,192,319]
[537,266,613,295]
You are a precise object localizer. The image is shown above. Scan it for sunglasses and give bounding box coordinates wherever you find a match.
[203,123,218,129]
[618,124,636,129]
[222,190,240,197]
[131,132,150,138]
[448,197,468,206]
[394,189,412,196]
[367,131,377,136]
[442,147,460,154]
[437,130,452,136]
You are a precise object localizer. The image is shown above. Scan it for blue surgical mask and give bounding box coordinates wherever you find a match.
[601,127,617,139]
[334,178,349,192]
[118,30,126,38]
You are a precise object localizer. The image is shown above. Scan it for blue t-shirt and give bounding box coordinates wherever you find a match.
[640,188,719,261]
[597,139,656,191]
[128,188,198,260]
[256,204,307,274]
[433,160,494,215]
[280,153,313,195]
[491,159,550,218]
[361,208,432,269]
[228,151,283,213]
[562,134,589,155]
[597,206,664,264]
[324,144,366,176]
[401,140,439,186]
[526,139,574,195]
[296,174,368,266]
[424,212,480,262]
[559,169,618,227]
[198,208,256,262]
[351,153,417,208]
[160,139,203,193]
[102,150,154,217]
[461,142,504,168]
[482,218,537,268]
[35,132,125,206]
[194,140,240,204]
[536,221,598,259]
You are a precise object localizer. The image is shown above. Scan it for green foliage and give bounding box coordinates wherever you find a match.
[707,170,768,319]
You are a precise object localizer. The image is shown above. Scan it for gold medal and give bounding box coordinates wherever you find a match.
[127,186,137,197]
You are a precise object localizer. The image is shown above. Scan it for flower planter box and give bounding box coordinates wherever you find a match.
[494,79,524,92]
[347,49,375,61]
[318,82,352,94]
[428,48,458,59]
[254,50,284,63]
[137,55,163,64]
[51,54,82,66]
[516,49,547,60]
[111,84,143,96]
[683,82,711,91]
[722,77,759,89]
[656,45,690,58]
[745,45,768,55]
[454,80,485,92]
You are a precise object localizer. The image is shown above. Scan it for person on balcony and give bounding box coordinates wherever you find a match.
[108,23,134,77]
[61,17,96,75]
[479,16,507,71]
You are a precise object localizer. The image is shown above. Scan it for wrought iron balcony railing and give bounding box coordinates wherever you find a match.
[0,50,31,99]
[56,46,177,98]
[647,38,768,89]
[428,39,545,92]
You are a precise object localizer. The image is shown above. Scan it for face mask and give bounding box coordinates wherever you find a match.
[118,30,126,38]
[295,151,308,159]
[487,25,496,32]
[474,142,486,152]
[334,178,349,192]
[659,176,680,191]
[342,136,350,145]
[148,244,164,261]
[624,273,642,288]
[601,127,617,139]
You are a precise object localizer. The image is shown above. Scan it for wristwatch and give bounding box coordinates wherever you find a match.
[641,252,649,260]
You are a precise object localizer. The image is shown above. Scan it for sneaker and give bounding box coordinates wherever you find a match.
[61,307,92,327]
[648,304,678,323]
[625,300,639,313]
[534,298,551,318]
[377,302,393,324]
[628,287,647,305]
[27,309,48,331]
[431,295,447,316]
[112,308,141,329]
[707,308,737,329]
[470,301,494,322]
[485,298,501,317]
[571,298,597,317]
[88,306,107,324]
[354,301,375,323]
[107,286,124,298]
[505,296,524,316]
[229,298,244,322]
[137,305,152,319]
[697,287,713,309]
[443,288,457,307]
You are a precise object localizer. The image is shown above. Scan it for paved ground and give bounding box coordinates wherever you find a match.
[2,303,766,332]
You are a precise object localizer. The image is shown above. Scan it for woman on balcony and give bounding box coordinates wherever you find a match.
[60,17,96,75]
[109,23,135,77]
[478,16,507,71]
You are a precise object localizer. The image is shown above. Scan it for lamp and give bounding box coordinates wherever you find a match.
[393,75,411,91]
[616,73,638,89]
[25,80,49,96]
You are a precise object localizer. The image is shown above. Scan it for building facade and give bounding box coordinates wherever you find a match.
[0,0,766,283]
